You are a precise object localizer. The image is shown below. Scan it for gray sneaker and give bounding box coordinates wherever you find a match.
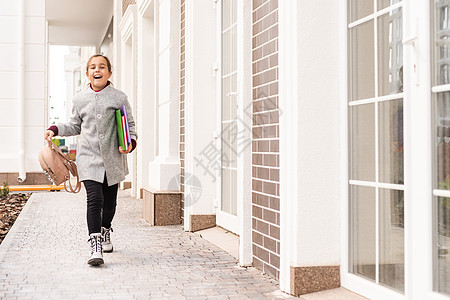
[101,227,114,253]
[87,233,104,266]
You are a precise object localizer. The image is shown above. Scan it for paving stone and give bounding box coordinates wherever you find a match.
[0,190,294,299]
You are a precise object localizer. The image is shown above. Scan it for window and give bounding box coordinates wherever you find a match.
[348,0,405,292]
[221,0,237,216]
[432,1,450,295]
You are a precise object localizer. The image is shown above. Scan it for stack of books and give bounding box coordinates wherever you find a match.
[115,105,131,151]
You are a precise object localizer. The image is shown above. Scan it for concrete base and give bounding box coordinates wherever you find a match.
[121,181,132,190]
[142,186,182,226]
[189,214,216,232]
[290,265,340,296]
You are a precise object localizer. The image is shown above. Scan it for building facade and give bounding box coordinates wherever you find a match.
[0,0,448,299]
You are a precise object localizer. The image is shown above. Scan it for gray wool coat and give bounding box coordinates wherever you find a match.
[57,85,137,186]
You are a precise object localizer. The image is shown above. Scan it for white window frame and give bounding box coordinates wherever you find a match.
[215,1,253,267]
[215,0,239,235]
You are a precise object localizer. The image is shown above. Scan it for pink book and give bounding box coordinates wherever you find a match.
[121,116,129,151]
[121,105,131,145]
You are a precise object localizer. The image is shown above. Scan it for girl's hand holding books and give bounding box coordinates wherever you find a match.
[119,144,132,154]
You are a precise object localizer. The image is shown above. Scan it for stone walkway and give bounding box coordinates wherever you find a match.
[0,189,295,299]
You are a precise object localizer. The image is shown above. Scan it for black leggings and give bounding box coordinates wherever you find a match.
[83,174,118,235]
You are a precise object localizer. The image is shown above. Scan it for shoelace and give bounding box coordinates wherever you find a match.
[88,235,103,253]
[103,227,113,243]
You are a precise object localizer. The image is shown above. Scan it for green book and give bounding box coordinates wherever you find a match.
[115,109,125,150]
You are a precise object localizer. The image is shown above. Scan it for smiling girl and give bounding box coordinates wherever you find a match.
[44,54,137,266]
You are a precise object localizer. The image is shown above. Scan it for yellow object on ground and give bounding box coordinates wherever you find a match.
[0,185,65,192]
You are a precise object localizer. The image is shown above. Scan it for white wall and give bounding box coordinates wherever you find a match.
[0,0,46,174]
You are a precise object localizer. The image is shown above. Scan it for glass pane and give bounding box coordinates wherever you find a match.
[231,0,236,24]
[379,99,404,184]
[231,25,237,73]
[378,8,403,96]
[348,0,373,23]
[437,196,450,295]
[350,104,376,181]
[434,2,450,297]
[435,92,450,189]
[221,168,231,213]
[222,75,231,120]
[350,185,376,280]
[349,20,375,101]
[230,169,237,215]
[379,188,405,292]
[434,3,450,85]
[221,121,237,168]
[222,25,236,77]
[221,74,237,121]
[222,28,231,76]
[221,168,237,215]
[378,0,402,11]
[222,0,231,30]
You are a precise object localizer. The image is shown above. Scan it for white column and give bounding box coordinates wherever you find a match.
[279,0,341,293]
[148,0,181,191]
[136,0,156,195]
[118,5,138,197]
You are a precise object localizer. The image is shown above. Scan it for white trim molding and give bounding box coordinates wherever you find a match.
[236,0,253,267]
[119,5,136,44]
[279,0,299,294]
[118,4,139,197]
[137,0,153,16]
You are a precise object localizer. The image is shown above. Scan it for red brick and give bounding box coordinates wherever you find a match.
[252,192,269,207]
[263,208,277,224]
[269,196,279,210]
[252,230,264,246]
[254,218,269,235]
[252,179,263,192]
[252,205,263,219]
[252,153,263,165]
[253,68,277,87]
[253,56,270,74]
[264,263,279,279]
[253,0,267,11]
[270,224,280,240]
[253,10,278,36]
[262,125,277,139]
[257,140,270,152]
[270,252,280,268]
[270,140,279,152]
[269,168,279,181]
[254,166,270,180]
[263,236,277,252]
[262,181,276,195]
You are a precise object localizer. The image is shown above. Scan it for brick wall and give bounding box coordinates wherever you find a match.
[179,0,186,224]
[122,0,136,15]
[251,0,280,280]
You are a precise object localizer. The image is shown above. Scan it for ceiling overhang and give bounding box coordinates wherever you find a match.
[46,0,113,47]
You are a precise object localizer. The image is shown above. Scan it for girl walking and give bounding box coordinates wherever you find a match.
[44,54,137,266]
